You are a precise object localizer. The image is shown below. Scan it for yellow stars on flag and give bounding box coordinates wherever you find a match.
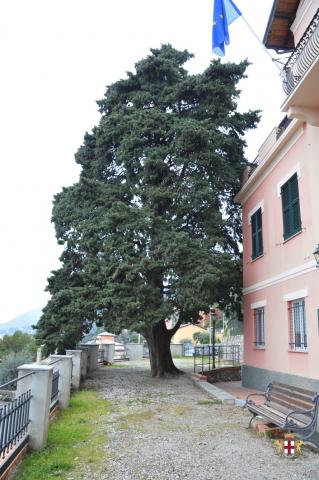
[212,13,223,27]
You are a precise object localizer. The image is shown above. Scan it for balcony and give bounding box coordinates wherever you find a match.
[281,8,319,113]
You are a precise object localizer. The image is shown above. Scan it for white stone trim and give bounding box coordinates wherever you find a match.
[291,0,314,36]
[251,300,267,310]
[248,200,264,224]
[243,260,316,295]
[235,122,303,204]
[283,289,308,302]
[277,163,301,197]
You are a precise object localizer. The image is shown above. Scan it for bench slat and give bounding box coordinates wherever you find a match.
[268,393,313,411]
[269,385,314,406]
[271,381,316,398]
[249,404,309,428]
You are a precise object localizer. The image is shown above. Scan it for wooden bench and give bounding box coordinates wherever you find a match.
[245,381,319,446]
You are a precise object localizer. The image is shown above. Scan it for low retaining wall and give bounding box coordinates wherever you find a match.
[170,344,184,357]
[206,366,241,384]
[242,364,319,392]
[125,343,143,360]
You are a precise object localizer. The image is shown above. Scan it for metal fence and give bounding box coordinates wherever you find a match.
[183,343,195,356]
[50,370,59,409]
[98,349,105,363]
[0,373,33,458]
[48,359,60,410]
[193,344,240,374]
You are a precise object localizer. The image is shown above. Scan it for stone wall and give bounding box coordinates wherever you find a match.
[206,366,241,384]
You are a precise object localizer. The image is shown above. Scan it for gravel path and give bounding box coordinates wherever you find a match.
[83,360,319,480]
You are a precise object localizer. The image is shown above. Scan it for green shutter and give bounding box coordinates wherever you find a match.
[281,173,301,240]
[251,208,263,259]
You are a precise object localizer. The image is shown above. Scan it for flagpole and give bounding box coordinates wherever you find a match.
[240,15,282,73]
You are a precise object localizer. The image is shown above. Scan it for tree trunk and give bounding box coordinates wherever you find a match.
[144,319,183,378]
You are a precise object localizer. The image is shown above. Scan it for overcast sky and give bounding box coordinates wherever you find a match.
[0,0,285,323]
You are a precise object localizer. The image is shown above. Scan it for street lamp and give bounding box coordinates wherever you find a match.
[313,244,319,267]
[210,307,217,369]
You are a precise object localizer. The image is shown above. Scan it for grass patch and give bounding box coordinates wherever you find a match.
[174,404,191,415]
[12,390,112,480]
[118,410,156,430]
[172,355,194,360]
[126,397,152,406]
[102,363,127,369]
[197,399,222,406]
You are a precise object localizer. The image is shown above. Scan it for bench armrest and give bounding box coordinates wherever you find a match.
[284,407,315,427]
[245,392,267,406]
[312,393,319,403]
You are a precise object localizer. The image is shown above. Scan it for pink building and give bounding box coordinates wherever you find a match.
[235,0,319,391]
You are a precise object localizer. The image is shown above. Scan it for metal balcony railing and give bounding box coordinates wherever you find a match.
[282,9,319,96]
[276,116,292,140]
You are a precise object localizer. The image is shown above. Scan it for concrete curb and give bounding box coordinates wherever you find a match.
[189,373,245,407]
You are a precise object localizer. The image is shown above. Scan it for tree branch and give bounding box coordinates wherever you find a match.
[168,319,182,339]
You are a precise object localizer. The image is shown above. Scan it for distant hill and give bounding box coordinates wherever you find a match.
[0,309,42,336]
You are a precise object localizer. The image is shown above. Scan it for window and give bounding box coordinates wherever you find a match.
[251,208,263,259]
[289,299,307,351]
[254,307,265,348]
[281,173,301,240]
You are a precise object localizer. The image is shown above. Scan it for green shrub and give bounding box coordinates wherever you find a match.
[0,331,37,358]
[0,351,34,385]
[193,332,210,344]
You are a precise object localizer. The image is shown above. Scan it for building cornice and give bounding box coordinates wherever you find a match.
[291,0,313,35]
[235,119,303,205]
[243,260,316,295]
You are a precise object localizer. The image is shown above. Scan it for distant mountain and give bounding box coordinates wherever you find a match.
[0,309,42,336]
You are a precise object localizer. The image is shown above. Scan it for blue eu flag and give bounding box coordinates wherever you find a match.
[212,0,241,56]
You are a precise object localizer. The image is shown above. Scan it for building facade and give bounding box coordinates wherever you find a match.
[235,0,319,390]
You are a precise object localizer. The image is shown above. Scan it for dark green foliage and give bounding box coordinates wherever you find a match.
[193,332,210,345]
[36,45,259,355]
[0,331,37,359]
[0,351,34,385]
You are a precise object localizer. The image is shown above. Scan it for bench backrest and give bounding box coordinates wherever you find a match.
[267,381,316,413]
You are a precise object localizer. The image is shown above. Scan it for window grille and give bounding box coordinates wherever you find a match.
[289,299,307,351]
[254,307,265,347]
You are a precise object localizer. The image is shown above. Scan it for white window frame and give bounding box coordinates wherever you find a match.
[254,307,265,348]
[289,298,307,352]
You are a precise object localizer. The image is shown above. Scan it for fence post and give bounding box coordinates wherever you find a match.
[16,364,53,450]
[101,344,115,363]
[50,355,73,408]
[65,350,82,390]
[81,344,99,372]
[78,347,88,379]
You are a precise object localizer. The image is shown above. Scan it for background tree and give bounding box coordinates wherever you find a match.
[193,332,210,345]
[0,331,37,384]
[0,331,37,358]
[0,351,35,385]
[36,45,258,376]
